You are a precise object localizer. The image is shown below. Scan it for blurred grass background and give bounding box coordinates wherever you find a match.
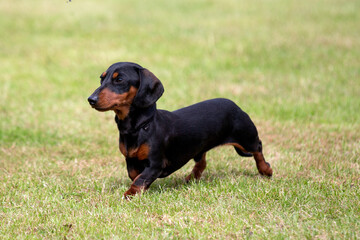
[0,0,359,238]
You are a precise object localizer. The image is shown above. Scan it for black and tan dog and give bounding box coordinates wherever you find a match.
[88,62,272,199]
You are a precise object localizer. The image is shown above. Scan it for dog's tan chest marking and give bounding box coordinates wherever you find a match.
[119,143,150,160]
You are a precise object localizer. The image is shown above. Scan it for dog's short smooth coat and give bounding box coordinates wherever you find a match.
[88,62,272,198]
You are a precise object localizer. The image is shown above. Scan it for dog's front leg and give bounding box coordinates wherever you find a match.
[123,162,162,199]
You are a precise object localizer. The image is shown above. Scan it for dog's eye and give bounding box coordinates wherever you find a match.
[100,78,104,85]
[114,77,123,83]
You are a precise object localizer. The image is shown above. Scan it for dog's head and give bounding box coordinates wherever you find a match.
[88,62,164,119]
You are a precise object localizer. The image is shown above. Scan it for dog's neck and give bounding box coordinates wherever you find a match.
[115,104,157,134]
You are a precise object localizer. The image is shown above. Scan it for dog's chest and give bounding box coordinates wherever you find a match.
[119,135,150,160]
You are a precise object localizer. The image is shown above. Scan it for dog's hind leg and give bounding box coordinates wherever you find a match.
[185,152,207,182]
[229,139,273,177]
[251,140,272,176]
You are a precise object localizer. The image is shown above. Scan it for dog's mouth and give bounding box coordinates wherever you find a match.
[92,105,113,112]
[92,103,129,112]
[94,107,108,112]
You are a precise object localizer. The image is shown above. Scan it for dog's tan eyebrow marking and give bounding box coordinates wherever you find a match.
[112,72,119,79]
[101,72,107,78]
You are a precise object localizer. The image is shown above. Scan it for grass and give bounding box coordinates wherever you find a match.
[0,0,359,238]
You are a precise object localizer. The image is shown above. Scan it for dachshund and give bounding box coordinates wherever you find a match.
[88,62,272,199]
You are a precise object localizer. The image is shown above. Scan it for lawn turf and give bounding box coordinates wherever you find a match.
[0,0,359,238]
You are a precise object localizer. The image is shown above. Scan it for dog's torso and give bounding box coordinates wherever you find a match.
[118,98,258,178]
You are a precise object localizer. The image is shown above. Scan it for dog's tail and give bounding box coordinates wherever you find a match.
[234,147,253,157]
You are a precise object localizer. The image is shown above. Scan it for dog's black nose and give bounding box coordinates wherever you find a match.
[88,96,98,106]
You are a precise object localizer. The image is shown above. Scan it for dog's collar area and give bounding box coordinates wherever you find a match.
[142,122,150,132]
[117,115,154,135]
[134,117,153,132]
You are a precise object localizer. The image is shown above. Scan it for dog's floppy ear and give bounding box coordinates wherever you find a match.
[133,68,164,108]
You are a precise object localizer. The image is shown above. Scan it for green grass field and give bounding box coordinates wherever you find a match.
[1,0,359,238]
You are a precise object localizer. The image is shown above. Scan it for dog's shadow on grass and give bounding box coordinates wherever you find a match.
[153,169,262,193]
[107,168,263,194]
